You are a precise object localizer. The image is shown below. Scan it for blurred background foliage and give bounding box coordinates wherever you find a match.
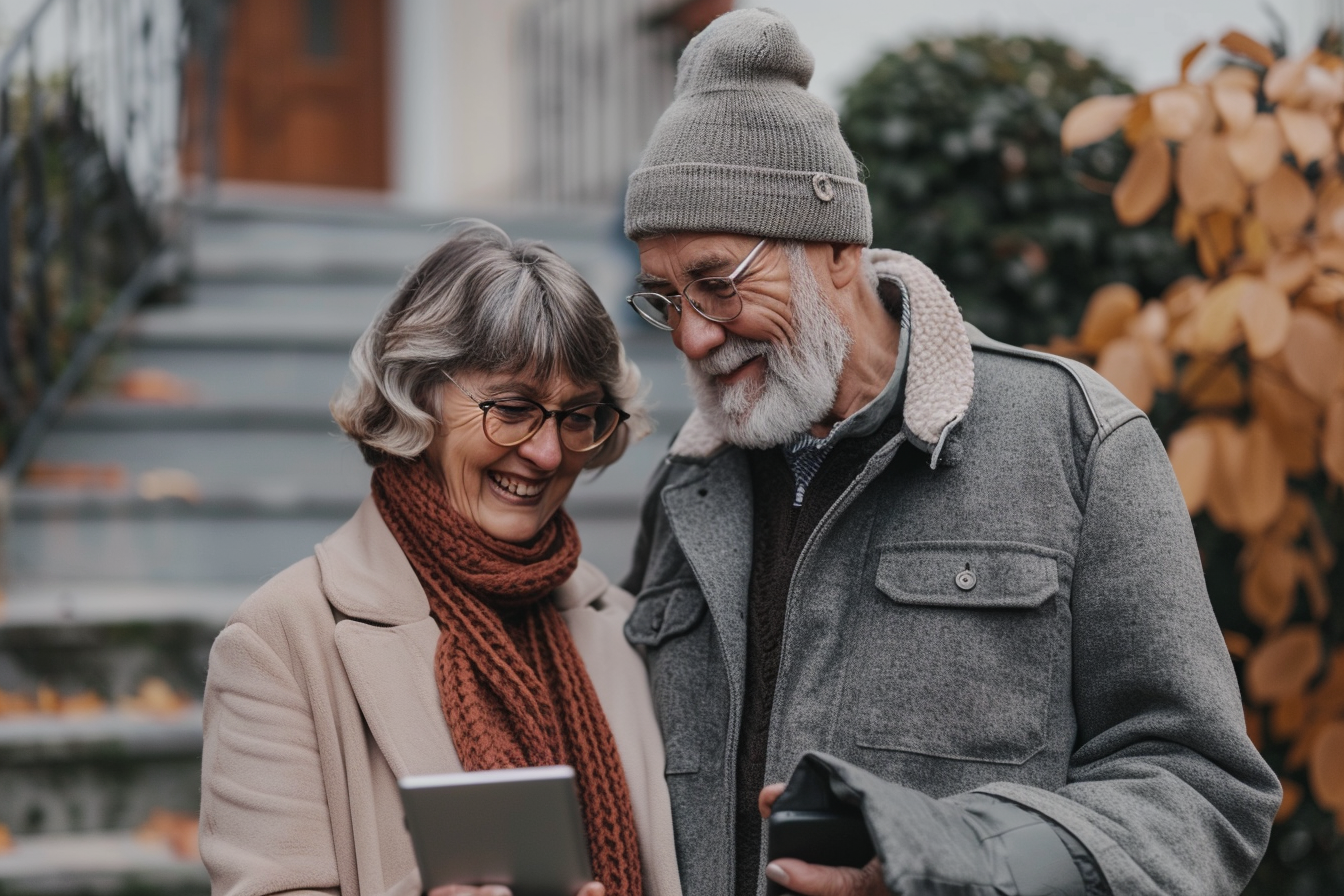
[839,33,1197,346]
[0,82,160,459]
[1051,30,1344,895]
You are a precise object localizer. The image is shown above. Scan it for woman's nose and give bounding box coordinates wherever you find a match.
[516,416,564,470]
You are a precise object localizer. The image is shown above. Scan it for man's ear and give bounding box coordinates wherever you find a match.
[826,242,865,290]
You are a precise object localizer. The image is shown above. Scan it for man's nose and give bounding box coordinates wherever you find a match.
[516,417,564,470]
[672,305,727,360]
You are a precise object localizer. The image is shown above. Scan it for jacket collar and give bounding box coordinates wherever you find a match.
[668,248,974,469]
[313,495,612,626]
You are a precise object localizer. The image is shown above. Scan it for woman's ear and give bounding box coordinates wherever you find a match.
[827,242,865,290]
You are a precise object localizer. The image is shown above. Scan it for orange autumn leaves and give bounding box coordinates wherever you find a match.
[1060,30,1344,826]
[0,677,191,718]
[136,808,200,861]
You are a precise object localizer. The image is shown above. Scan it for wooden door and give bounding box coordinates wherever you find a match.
[219,0,388,190]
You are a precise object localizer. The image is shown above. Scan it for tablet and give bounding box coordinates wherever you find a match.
[398,765,592,896]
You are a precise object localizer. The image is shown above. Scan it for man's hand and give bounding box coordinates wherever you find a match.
[764,857,886,896]
[428,884,604,896]
[759,782,787,818]
[759,783,886,896]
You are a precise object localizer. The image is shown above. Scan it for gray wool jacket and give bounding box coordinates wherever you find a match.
[621,249,1280,896]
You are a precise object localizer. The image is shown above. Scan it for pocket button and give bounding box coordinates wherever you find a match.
[955,568,977,591]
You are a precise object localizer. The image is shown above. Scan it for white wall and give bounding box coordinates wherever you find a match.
[392,0,530,209]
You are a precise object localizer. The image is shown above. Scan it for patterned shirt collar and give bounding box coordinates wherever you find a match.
[780,277,910,506]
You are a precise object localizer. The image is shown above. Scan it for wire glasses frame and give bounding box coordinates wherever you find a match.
[626,238,770,331]
[445,374,630,453]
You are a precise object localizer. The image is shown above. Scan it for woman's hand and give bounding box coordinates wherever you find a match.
[427,883,604,896]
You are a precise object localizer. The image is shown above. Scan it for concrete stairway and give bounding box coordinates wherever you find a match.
[0,197,691,893]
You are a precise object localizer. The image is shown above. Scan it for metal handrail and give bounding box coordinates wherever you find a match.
[0,0,60,85]
[0,0,225,463]
[0,0,227,573]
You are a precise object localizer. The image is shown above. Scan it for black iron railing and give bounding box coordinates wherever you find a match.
[0,0,227,485]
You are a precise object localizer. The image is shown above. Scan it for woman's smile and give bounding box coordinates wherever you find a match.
[429,371,598,543]
[487,469,550,501]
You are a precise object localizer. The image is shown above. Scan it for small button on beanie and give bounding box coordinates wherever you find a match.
[624,7,872,246]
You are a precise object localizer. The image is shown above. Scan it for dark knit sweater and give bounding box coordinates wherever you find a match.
[734,412,905,896]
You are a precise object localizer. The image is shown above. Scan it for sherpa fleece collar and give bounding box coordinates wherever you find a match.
[667,247,975,467]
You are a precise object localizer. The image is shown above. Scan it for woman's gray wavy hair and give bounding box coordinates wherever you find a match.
[332,220,652,469]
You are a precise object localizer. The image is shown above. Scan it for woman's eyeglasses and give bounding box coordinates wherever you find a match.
[446,375,629,453]
[626,239,770,331]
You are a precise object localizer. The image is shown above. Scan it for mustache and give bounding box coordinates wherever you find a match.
[691,335,768,378]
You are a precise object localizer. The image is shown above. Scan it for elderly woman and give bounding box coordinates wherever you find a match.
[199,222,679,896]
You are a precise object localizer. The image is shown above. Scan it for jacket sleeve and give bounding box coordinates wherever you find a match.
[971,415,1281,895]
[199,622,351,896]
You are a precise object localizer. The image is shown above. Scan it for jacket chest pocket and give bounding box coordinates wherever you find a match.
[844,541,1066,766]
[625,579,712,774]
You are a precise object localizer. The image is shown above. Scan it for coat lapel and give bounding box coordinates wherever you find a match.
[334,617,461,778]
[316,497,461,778]
[660,450,753,703]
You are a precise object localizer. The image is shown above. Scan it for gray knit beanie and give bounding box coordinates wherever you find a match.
[625,7,871,245]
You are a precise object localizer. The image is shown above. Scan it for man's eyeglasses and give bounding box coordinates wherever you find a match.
[446,375,630,453]
[626,239,770,331]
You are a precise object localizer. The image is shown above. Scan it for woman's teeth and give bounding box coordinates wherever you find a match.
[490,472,543,497]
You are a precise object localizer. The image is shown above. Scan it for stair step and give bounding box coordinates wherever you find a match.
[8,512,356,585]
[0,740,203,837]
[0,708,202,762]
[18,412,681,505]
[98,345,356,410]
[126,305,369,350]
[187,202,637,318]
[53,405,338,432]
[190,214,626,281]
[189,192,617,235]
[88,343,690,422]
[0,831,206,894]
[0,582,247,628]
[188,280,394,314]
[17,428,367,502]
[9,502,645,585]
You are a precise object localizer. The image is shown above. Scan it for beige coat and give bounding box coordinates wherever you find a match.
[199,497,681,896]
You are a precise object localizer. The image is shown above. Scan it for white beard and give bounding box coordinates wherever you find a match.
[684,243,852,449]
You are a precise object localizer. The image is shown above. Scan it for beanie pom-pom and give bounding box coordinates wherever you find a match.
[675,7,814,95]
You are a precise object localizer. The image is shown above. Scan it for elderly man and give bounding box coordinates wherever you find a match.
[620,8,1279,896]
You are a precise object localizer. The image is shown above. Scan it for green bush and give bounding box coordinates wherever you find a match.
[839,34,1196,347]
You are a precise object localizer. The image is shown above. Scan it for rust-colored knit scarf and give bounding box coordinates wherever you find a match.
[372,459,643,896]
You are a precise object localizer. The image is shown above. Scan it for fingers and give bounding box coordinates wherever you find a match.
[577,883,606,896]
[764,857,885,896]
[758,782,787,818]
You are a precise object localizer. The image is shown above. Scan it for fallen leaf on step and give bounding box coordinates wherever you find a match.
[60,691,107,716]
[36,684,61,713]
[116,368,198,404]
[0,688,35,716]
[136,809,200,860]
[118,677,190,716]
[137,469,203,504]
[23,461,127,492]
